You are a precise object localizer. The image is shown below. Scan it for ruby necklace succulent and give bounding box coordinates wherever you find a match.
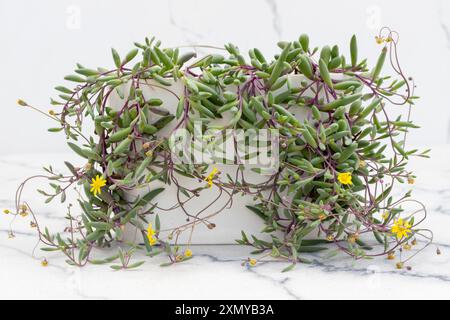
[9,27,434,271]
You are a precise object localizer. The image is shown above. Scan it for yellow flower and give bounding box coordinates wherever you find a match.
[382,211,389,220]
[403,244,412,251]
[90,175,107,197]
[149,237,157,246]
[396,262,404,270]
[48,110,56,116]
[391,218,412,240]
[147,223,156,237]
[386,37,393,43]
[375,36,385,44]
[387,252,395,260]
[326,235,334,242]
[249,258,257,267]
[347,234,358,244]
[184,249,193,258]
[41,259,49,267]
[205,167,219,188]
[408,177,415,185]
[3,209,10,214]
[20,211,29,218]
[337,172,352,185]
[147,223,157,246]
[359,160,366,168]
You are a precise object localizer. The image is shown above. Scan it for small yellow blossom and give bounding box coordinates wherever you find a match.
[41,259,49,267]
[382,211,389,220]
[385,37,393,43]
[176,255,183,262]
[396,262,404,270]
[337,172,352,185]
[249,258,257,267]
[149,237,157,246]
[147,223,156,238]
[387,252,395,260]
[90,175,107,197]
[319,214,327,221]
[3,209,10,214]
[147,223,157,246]
[48,110,56,116]
[326,235,334,242]
[205,167,219,189]
[348,233,359,244]
[359,160,366,168]
[408,177,415,185]
[375,36,385,44]
[184,249,193,258]
[20,211,29,218]
[403,244,412,251]
[391,218,412,240]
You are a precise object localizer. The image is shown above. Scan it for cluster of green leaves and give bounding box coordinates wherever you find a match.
[22,32,429,269]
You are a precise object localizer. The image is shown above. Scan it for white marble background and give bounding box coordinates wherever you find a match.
[0,0,449,154]
[1,150,450,300]
[1,0,450,300]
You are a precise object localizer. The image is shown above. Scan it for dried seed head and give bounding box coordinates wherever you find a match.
[387,252,395,260]
[145,151,153,158]
[437,248,441,255]
[207,223,216,230]
[396,262,404,269]
[348,234,357,244]
[41,259,49,267]
[17,99,28,106]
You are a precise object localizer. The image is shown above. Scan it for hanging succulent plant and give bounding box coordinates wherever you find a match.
[9,27,432,271]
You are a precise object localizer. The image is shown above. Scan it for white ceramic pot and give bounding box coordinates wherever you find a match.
[107,75,316,244]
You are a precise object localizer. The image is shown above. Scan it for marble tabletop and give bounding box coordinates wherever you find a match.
[1,147,450,300]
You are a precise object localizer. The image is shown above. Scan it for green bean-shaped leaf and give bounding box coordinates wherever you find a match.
[319,59,333,89]
[372,47,387,81]
[350,35,358,67]
[268,43,291,88]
